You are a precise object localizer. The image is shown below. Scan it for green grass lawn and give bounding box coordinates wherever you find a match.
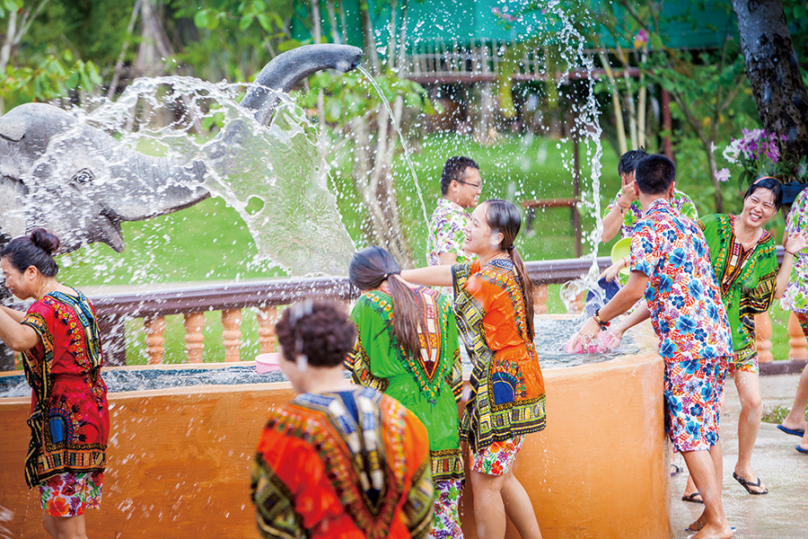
[52,132,802,364]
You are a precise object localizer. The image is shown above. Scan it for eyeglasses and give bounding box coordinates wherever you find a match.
[456,180,482,190]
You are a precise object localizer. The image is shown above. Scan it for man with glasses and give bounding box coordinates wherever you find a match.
[427,156,481,266]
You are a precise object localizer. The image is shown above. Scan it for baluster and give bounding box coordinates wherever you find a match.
[534,284,549,315]
[183,312,205,363]
[257,306,278,354]
[144,315,166,365]
[754,312,773,363]
[221,309,243,362]
[788,311,808,360]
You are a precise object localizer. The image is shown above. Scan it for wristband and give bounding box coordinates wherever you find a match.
[593,308,610,329]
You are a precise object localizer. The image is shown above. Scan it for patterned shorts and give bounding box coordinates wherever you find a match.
[665,358,726,453]
[40,471,103,517]
[471,435,525,476]
[429,479,464,539]
[728,349,758,374]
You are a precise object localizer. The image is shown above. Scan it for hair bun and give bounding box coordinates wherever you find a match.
[29,228,60,255]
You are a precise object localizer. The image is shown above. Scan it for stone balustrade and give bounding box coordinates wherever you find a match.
[8,250,807,369]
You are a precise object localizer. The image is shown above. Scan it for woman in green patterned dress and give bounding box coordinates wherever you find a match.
[682,177,805,501]
[347,246,465,539]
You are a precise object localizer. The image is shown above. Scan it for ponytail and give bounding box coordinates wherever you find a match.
[510,247,535,340]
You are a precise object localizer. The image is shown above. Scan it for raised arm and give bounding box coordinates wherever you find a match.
[776,231,808,299]
[0,308,39,351]
[1,305,25,323]
[401,265,453,288]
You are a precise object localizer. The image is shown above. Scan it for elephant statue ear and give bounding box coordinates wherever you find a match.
[0,116,25,142]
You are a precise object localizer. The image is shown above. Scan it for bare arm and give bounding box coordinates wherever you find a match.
[601,185,637,243]
[611,301,651,337]
[570,270,649,346]
[1,305,25,323]
[775,231,808,298]
[0,308,39,351]
[401,265,453,288]
[437,252,458,265]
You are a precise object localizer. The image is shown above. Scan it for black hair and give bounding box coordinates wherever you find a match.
[634,154,676,196]
[0,228,60,277]
[744,177,783,210]
[482,200,535,340]
[275,300,356,368]
[349,246,422,359]
[618,148,648,176]
[440,156,480,195]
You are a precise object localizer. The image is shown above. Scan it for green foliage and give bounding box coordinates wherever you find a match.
[1,52,101,108]
[0,0,23,19]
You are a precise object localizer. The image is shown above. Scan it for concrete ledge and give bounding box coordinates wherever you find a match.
[760,359,807,376]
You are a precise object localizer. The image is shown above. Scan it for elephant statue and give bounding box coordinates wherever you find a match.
[0,44,362,369]
[0,44,362,253]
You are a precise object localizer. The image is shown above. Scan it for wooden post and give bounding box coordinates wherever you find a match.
[662,88,673,160]
[144,315,166,365]
[183,312,205,363]
[754,312,773,363]
[788,311,808,360]
[534,284,549,315]
[221,309,243,362]
[257,307,278,354]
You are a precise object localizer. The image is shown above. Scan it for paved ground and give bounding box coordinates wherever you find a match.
[669,372,808,539]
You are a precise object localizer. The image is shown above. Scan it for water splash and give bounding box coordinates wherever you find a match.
[356,65,429,225]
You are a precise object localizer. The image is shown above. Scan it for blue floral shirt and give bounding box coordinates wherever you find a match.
[630,199,733,363]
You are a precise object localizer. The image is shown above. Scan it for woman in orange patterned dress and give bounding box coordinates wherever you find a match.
[404,199,546,539]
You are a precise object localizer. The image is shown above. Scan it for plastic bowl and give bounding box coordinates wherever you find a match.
[611,237,633,276]
[255,353,281,374]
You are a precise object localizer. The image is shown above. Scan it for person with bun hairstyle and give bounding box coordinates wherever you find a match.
[403,199,546,539]
[0,229,109,539]
[347,246,464,539]
[251,300,435,539]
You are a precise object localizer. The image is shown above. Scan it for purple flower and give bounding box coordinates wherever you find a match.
[714,168,730,183]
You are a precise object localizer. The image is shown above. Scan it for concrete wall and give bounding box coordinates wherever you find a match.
[0,352,668,538]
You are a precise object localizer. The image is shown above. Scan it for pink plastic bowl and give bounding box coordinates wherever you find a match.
[255,353,281,373]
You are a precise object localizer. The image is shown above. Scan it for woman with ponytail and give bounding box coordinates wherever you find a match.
[403,199,546,539]
[0,229,109,539]
[347,246,464,539]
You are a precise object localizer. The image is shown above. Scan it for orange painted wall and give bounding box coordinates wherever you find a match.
[0,352,668,538]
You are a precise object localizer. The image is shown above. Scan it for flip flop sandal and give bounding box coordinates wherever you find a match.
[777,424,806,437]
[681,492,703,504]
[797,445,808,454]
[733,472,768,495]
[670,464,683,477]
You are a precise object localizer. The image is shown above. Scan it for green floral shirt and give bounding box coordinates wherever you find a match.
[427,198,472,266]
[605,189,699,238]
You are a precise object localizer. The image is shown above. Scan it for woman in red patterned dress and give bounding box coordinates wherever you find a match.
[0,229,109,539]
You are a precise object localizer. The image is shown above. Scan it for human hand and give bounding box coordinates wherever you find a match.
[619,181,638,206]
[599,260,624,282]
[568,317,602,352]
[786,231,808,256]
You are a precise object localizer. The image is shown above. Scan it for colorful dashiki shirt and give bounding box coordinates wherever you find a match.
[452,259,546,453]
[605,188,698,239]
[699,214,777,367]
[251,388,434,539]
[630,199,733,364]
[20,289,109,489]
[427,198,473,266]
[347,286,464,485]
[782,187,808,314]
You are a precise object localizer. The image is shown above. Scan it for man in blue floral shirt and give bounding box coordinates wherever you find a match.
[572,155,734,539]
[427,157,481,267]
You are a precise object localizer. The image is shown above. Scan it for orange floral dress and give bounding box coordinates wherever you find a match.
[452,259,546,454]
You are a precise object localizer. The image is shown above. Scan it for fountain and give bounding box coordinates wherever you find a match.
[0,18,670,539]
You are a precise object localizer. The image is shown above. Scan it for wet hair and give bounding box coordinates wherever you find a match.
[441,156,480,195]
[482,200,535,340]
[0,228,60,277]
[275,300,356,368]
[634,155,676,196]
[349,246,422,359]
[617,148,648,176]
[744,176,783,210]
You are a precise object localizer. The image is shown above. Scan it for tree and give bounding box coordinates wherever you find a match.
[731,0,808,176]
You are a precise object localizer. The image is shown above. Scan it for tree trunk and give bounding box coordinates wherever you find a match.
[732,0,808,164]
